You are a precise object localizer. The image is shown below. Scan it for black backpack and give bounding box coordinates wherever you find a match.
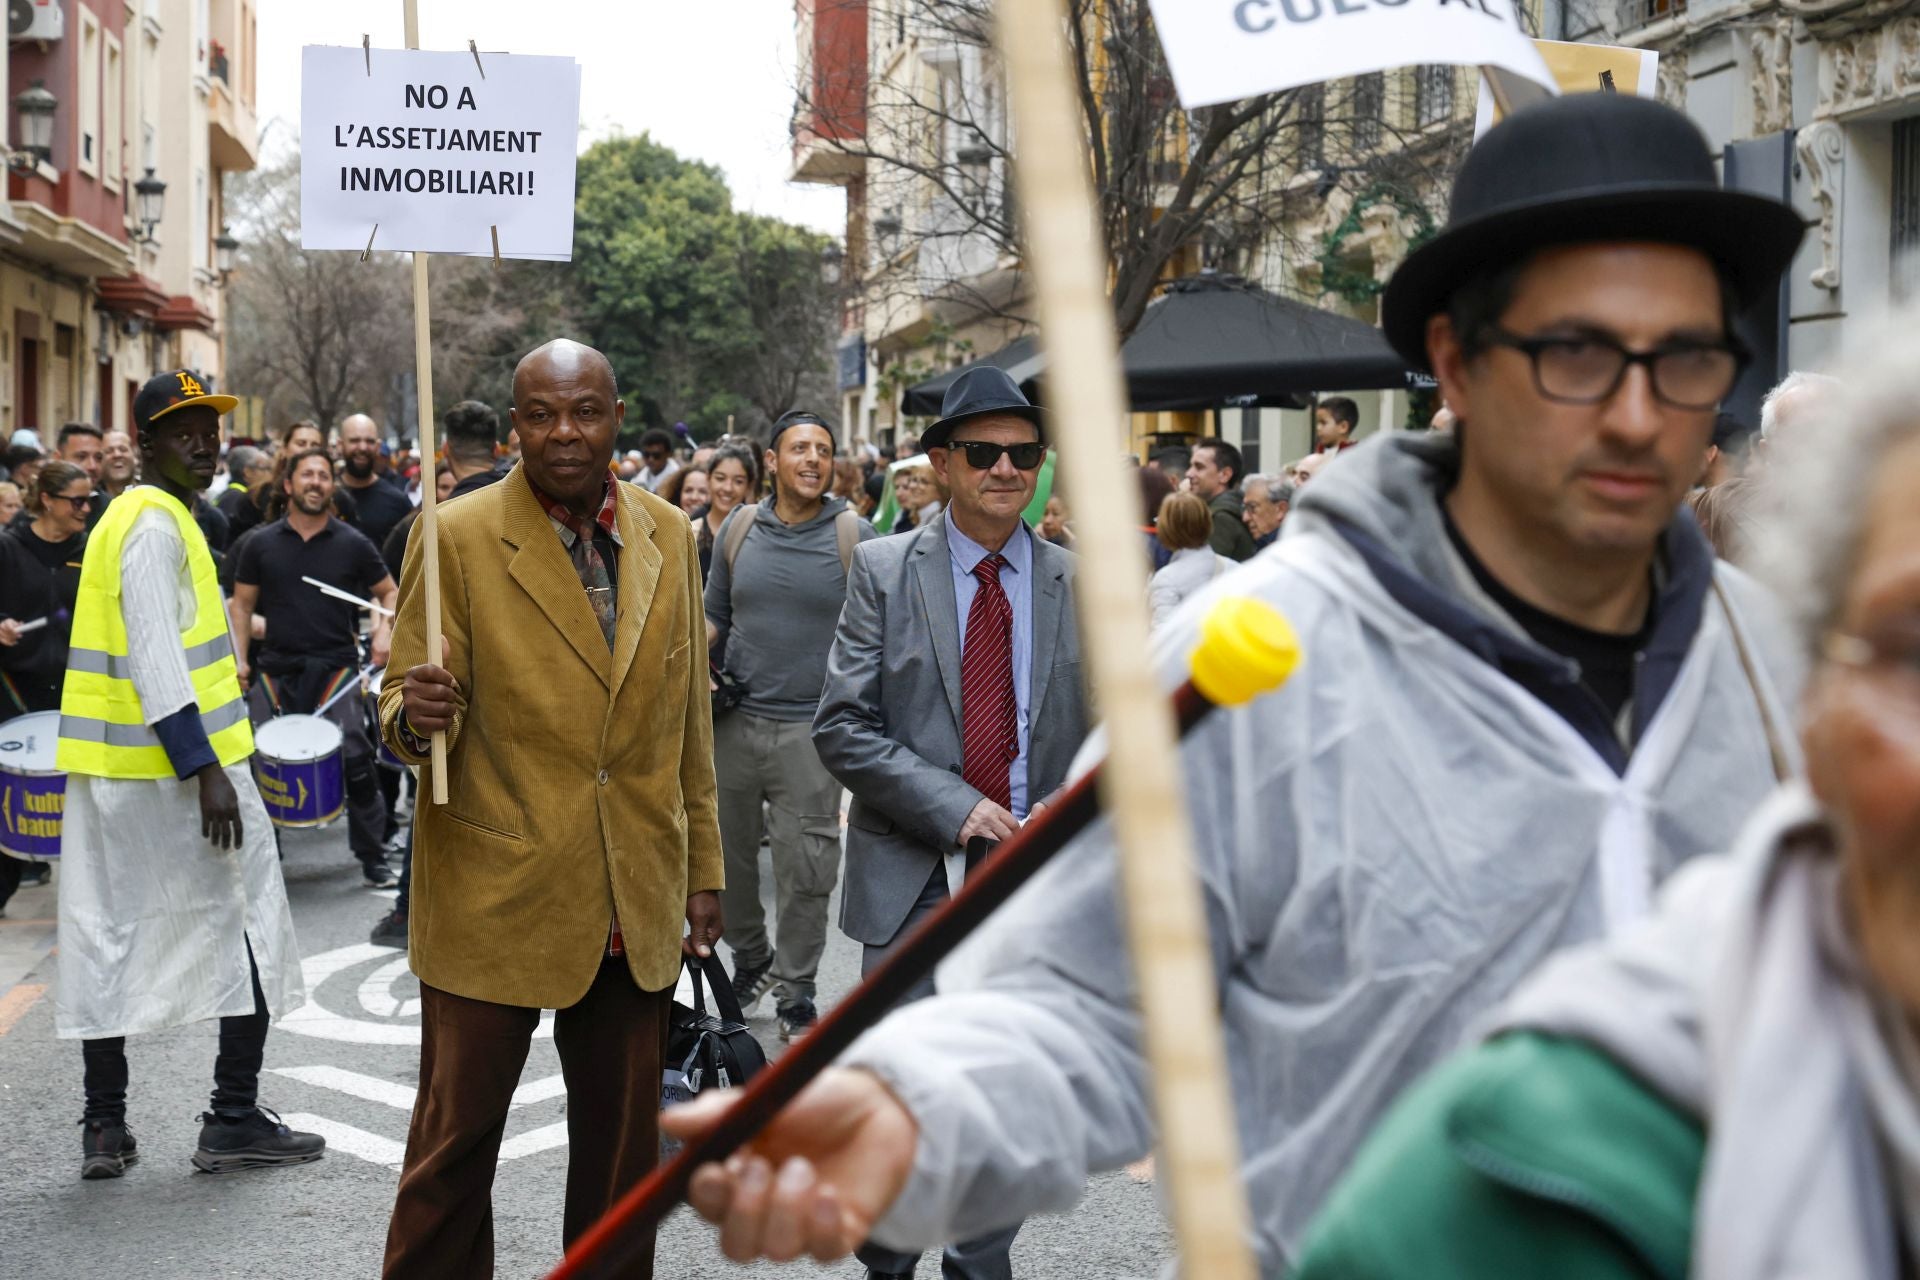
[661,953,768,1145]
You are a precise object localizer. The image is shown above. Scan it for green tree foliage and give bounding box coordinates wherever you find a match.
[571,134,836,443]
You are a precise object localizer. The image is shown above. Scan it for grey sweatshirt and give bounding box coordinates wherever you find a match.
[703,495,875,722]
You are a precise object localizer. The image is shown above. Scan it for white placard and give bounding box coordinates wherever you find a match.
[300,46,581,261]
[1147,0,1555,109]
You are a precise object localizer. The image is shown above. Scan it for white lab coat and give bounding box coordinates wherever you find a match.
[55,509,301,1040]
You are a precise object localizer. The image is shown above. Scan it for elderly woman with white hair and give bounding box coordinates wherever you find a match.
[1292,326,1920,1279]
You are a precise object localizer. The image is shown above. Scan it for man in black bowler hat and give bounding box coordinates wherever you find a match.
[663,93,1809,1274]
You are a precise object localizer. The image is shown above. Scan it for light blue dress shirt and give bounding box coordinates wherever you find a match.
[946,518,1034,820]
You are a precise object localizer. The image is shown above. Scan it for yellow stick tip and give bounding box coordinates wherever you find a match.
[1189,597,1302,707]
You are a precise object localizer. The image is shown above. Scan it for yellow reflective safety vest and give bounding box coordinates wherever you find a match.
[56,486,253,779]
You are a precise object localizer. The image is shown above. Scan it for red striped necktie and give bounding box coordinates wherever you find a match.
[960,553,1018,812]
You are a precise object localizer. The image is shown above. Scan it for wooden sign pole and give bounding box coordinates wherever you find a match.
[403,0,449,806]
[992,2,1257,1277]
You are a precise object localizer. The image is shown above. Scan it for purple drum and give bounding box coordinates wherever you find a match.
[254,715,346,829]
[0,711,65,861]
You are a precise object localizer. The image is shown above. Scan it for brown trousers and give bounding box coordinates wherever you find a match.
[382,955,671,1279]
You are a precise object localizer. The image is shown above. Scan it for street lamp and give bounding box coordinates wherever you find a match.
[133,168,166,243]
[820,241,844,286]
[11,80,55,171]
[214,225,240,280]
[873,210,902,260]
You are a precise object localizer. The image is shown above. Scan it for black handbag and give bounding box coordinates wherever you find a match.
[661,953,768,1149]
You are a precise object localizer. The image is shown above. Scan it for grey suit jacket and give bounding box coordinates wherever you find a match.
[814,513,1090,947]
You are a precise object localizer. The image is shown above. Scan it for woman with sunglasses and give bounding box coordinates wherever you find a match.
[0,459,91,715]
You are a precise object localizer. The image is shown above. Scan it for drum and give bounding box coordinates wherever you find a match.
[366,670,404,771]
[0,710,64,861]
[253,714,346,829]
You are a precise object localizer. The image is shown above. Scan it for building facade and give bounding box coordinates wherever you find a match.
[795,0,1918,463]
[2,0,256,441]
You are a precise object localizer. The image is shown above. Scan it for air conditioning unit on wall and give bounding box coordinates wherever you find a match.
[8,0,66,43]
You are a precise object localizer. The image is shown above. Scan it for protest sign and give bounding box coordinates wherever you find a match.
[300,46,581,260]
[1476,39,1658,135]
[1147,0,1553,109]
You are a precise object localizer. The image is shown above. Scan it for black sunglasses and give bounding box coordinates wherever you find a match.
[52,492,94,509]
[945,440,1046,471]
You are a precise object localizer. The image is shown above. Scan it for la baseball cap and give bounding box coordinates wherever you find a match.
[132,369,238,434]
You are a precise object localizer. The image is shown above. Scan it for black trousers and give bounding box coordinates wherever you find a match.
[81,939,270,1124]
[855,862,1021,1280]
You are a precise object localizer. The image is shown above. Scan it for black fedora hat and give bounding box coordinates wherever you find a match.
[923,365,1044,450]
[1380,93,1805,371]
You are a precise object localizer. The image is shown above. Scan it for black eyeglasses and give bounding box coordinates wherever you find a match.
[945,440,1046,471]
[1478,325,1747,411]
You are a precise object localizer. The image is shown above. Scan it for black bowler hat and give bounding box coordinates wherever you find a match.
[923,366,1044,450]
[1380,93,1806,371]
[132,369,237,434]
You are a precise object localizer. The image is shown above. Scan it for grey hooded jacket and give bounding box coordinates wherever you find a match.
[839,432,1805,1272]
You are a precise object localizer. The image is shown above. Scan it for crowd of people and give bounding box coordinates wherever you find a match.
[6,89,1919,1280]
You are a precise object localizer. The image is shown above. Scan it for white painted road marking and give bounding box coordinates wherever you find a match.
[280,943,554,1044]
[279,1112,408,1170]
[268,1065,572,1169]
[497,1122,570,1161]
[270,1064,566,1113]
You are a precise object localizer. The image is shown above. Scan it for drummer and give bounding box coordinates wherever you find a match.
[228,448,399,888]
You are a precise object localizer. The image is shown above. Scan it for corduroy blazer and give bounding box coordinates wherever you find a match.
[379,466,722,1006]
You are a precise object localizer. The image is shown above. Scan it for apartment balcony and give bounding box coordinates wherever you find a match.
[10,199,132,278]
[791,0,866,185]
[208,72,258,173]
[792,121,866,185]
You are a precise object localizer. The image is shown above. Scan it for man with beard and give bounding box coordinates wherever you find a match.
[54,370,322,1180]
[100,429,138,499]
[703,410,875,1041]
[664,93,1809,1276]
[336,414,413,548]
[229,449,400,887]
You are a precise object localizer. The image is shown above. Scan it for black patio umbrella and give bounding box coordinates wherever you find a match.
[1123,273,1431,412]
[899,334,1044,417]
[900,274,1428,417]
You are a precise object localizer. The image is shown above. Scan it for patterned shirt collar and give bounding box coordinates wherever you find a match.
[526,471,623,549]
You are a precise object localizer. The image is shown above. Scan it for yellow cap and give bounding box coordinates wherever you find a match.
[1189,597,1302,707]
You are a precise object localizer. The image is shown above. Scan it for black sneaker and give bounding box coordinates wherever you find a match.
[22,861,50,886]
[79,1119,138,1180]
[731,958,775,1015]
[359,856,399,889]
[191,1107,326,1174]
[777,997,818,1042]
[369,909,408,949]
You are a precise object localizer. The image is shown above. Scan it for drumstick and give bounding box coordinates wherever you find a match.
[313,667,385,719]
[301,576,396,617]
[546,597,1301,1280]
[13,617,47,634]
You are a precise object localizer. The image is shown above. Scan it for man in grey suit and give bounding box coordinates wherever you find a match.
[814,367,1090,1280]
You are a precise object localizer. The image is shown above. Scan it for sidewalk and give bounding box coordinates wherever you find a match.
[0,867,57,1034]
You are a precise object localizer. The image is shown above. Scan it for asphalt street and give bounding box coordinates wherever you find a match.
[0,810,1173,1278]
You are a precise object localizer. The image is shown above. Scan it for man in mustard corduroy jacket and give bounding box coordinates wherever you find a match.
[378,339,723,1280]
